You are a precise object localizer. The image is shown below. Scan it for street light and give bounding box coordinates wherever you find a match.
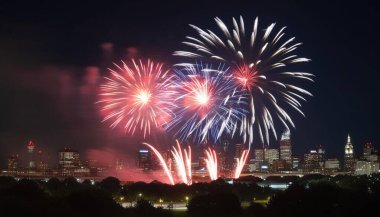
[159,198,163,207]
[135,193,143,206]
[185,196,189,205]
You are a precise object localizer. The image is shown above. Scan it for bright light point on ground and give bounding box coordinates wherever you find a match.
[136,90,151,104]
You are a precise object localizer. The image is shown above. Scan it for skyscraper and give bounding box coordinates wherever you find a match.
[344,134,355,174]
[26,140,36,169]
[136,149,152,170]
[254,149,264,162]
[303,150,322,174]
[219,140,230,173]
[363,142,378,162]
[254,148,279,164]
[363,142,374,158]
[279,129,292,168]
[7,155,19,173]
[59,148,80,176]
[317,144,326,169]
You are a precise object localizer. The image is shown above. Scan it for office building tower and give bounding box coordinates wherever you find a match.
[7,155,19,173]
[254,149,264,162]
[324,158,340,174]
[26,140,36,169]
[279,129,292,168]
[363,142,378,162]
[254,148,279,164]
[292,156,300,170]
[303,150,321,173]
[136,149,152,170]
[344,134,355,174]
[59,148,80,176]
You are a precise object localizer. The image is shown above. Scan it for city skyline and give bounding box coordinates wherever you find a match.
[1,131,376,164]
[3,132,378,182]
[1,1,379,167]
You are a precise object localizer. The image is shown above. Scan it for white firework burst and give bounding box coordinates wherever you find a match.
[174,16,314,147]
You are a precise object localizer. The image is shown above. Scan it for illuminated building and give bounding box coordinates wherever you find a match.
[363,142,378,162]
[219,140,230,173]
[265,149,279,164]
[303,150,321,174]
[254,148,279,164]
[218,151,227,171]
[116,158,126,170]
[324,158,340,174]
[136,149,152,170]
[317,145,325,161]
[26,140,36,169]
[272,159,288,172]
[363,142,374,157]
[36,150,48,175]
[7,155,19,173]
[254,149,264,162]
[355,160,379,175]
[198,143,207,169]
[59,147,80,176]
[27,140,35,153]
[279,129,292,169]
[83,159,99,176]
[292,156,300,170]
[344,134,355,174]
[259,162,270,172]
[248,159,261,172]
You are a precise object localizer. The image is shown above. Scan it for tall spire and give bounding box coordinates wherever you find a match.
[345,133,353,155]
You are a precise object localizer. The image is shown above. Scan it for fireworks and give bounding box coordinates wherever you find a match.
[204,147,218,180]
[171,141,192,185]
[144,143,175,185]
[98,59,176,138]
[233,149,250,179]
[98,16,314,182]
[165,63,247,144]
[174,16,314,146]
[144,141,192,185]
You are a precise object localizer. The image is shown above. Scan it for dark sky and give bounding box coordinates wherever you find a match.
[0,0,379,165]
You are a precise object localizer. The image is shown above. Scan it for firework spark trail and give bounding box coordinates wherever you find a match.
[174,16,314,147]
[171,140,192,185]
[234,149,250,179]
[98,59,177,138]
[185,145,192,183]
[204,148,218,180]
[165,63,247,144]
[143,143,174,185]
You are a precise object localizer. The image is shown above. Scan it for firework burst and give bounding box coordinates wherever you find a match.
[98,59,176,137]
[165,63,247,144]
[174,16,314,146]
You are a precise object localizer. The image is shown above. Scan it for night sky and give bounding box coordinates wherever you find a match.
[0,0,379,165]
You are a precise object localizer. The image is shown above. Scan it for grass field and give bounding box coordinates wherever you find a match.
[172,209,190,217]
